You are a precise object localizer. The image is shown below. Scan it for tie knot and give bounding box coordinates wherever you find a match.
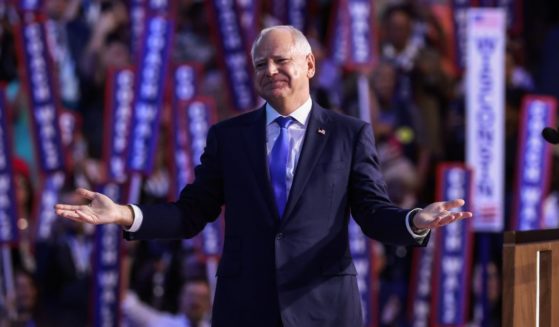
[275,116,293,129]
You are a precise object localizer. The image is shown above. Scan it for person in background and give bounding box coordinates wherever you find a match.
[36,185,94,327]
[123,278,212,327]
[11,157,36,274]
[11,269,42,327]
[380,2,424,74]
[469,260,502,327]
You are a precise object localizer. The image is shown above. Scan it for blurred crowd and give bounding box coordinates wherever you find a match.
[1,0,559,326]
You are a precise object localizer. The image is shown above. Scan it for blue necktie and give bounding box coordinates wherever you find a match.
[270,116,293,218]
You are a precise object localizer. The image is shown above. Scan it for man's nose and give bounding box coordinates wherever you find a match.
[265,62,278,76]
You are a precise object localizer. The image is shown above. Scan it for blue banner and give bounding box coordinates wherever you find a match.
[34,172,65,240]
[177,97,223,257]
[349,219,376,327]
[466,8,506,232]
[451,0,471,70]
[170,64,201,198]
[180,98,217,167]
[104,68,135,183]
[146,0,173,13]
[407,229,437,327]
[0,91,19,244]
[287,0,308,32]
[92,183,123,327]
[127,15,174,174]
[269,0,308,31]
[174,63,199,103]
[130,0,147,57]
[328,0,375,71]
[16,18,66,173]
[237,0,259,43]
[432,164,473,325]
[329,0,350,64]
[512,96,556,230]
[17,0,42,11]
[346,0,375,69]
[207,0,258,112]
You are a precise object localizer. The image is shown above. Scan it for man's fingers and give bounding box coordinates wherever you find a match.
[56,209,82,219]
[460,212,473,219]
[57,208,97,224]
[436,210,451,219]
[55,204,87,211]
[442,199,465,210]
[56,209,93,223]
[75,210,95,223]
[429,217,443,228]
[437,211,473,227]
[447,211,472,220]
[77,188,97,201]
[439,214,457,226]
[58,212,84,223]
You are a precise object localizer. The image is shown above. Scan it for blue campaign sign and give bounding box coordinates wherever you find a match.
[104,68,135,183]
[207,0,258,112]
[127,15,174,174]
[512,96,557,230]
[92,183,123,327]
[432,164,474,325]
[0,91,19,244]
[17,19,66,173]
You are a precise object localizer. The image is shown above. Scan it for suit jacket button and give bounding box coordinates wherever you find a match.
[276,233,283,240]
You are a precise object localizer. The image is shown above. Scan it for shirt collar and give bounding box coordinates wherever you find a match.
[266,97,312,127]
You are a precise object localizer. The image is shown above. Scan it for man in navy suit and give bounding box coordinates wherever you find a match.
[56,25,472,327]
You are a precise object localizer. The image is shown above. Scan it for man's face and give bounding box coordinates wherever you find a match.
[15,273,37,311]
[386,11,412,51]
[252,30,315,105]
[373,63,397,103]
[45,0,67,20]
[180,281,211,322]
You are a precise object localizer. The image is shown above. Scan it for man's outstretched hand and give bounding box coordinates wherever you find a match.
[54,188,134,228]
[413,199,473,231]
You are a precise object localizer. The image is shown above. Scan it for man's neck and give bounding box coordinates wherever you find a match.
[268,95,310,116]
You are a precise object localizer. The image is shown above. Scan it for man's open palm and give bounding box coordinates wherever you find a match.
[413,199,473,230]
[55,188,131,226]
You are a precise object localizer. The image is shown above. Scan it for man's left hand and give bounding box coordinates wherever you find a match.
[413,199,473,231]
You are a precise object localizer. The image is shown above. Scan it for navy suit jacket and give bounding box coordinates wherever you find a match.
[125,103,427,327]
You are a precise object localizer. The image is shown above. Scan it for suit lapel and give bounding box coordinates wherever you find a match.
[282,104,330,224]
[240,107,280,223]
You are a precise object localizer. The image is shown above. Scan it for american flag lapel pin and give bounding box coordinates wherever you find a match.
[317,128,326,135]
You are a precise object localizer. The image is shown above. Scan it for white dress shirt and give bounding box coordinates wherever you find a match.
[265,97,312,196]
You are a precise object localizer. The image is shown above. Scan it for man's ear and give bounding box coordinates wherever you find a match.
[306,53,316,78]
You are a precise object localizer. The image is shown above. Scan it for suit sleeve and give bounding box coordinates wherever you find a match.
[125,126,224,240]
[349,123,427,246]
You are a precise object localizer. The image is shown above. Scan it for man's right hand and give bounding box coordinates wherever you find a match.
[54,188,134,228]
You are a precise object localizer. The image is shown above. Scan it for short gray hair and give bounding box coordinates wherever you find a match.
[250,25,312,64]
